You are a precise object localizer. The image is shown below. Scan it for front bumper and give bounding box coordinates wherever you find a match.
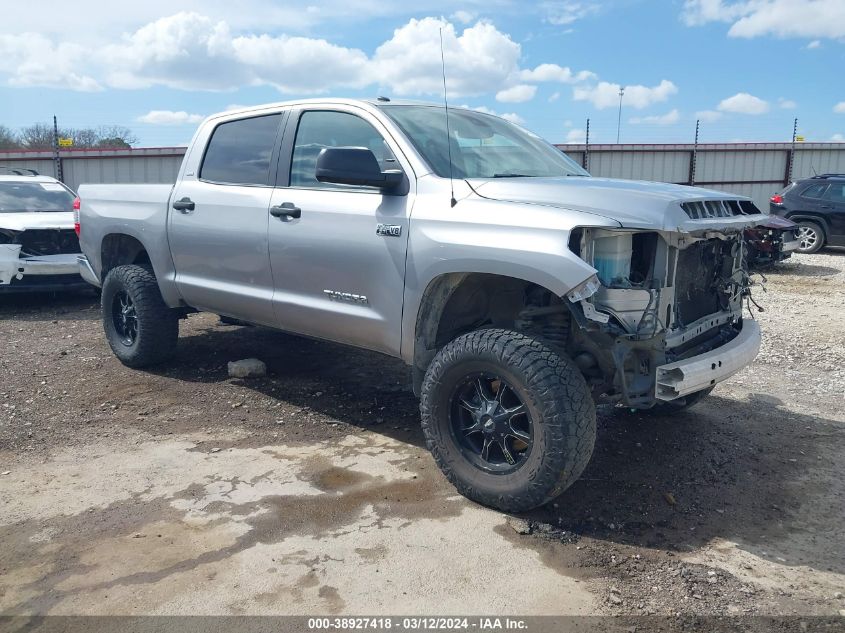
[1,245,84,291]
[655,320,761,401]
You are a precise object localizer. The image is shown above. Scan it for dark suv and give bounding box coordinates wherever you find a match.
[770,174,845,253]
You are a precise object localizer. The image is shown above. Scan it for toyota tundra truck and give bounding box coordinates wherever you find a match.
[77,99,764,512]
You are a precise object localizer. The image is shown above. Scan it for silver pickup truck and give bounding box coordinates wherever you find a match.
[78,99,763,511]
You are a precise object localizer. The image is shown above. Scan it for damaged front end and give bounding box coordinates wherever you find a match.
[0,226,84,292]
[565,199,763,408]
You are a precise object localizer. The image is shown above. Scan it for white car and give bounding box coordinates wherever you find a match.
[0,169,86,292]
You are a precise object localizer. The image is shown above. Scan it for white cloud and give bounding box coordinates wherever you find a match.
[573,80,678,110]
[778,98,797,109]
[495,84,537,103]
[831,133,845,141]
[138,110,205,125]
[0,33,101,91]
[717,92,770,115]
[549,91,561,102]
[629,109,681,125]
[565,128,586,143]
[543,2,601,25]
[696,109,723,122]
[370,18,521,97]
[451,10,476,24]
[834,102,845,114]
[806,39,822,49]
[519,63,596,84]
[681,0,845,40]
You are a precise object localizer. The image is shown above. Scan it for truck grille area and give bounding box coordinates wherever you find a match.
[0,229,80,257]
[674,239,734,326]
[681,199,761,219]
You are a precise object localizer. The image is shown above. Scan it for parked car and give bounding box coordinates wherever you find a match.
[0,168,87,292]
[744,215,801,268]
[76,99,765,512]
[769,174,845,253]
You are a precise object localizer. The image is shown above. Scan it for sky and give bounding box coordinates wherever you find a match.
[1,0,844,147]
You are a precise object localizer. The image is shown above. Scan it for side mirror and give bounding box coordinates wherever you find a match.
[315,147,404,190]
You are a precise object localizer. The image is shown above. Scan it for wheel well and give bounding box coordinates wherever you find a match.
[412,273,569,393]
[101,234,151,279]
[787,214,829,237]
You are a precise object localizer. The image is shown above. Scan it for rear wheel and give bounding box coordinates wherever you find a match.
[102,265,178,368]
[795,221,825,254]
[420,329,596,512]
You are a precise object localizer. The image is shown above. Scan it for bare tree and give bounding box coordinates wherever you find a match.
[95,126,138,148]
[18,123,56,149]
[14,122,139,150]
[0,125,20,149]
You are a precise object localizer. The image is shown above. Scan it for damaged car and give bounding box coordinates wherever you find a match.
[744,214,801,268]
[0,169,87,293]
[77,100,766,511]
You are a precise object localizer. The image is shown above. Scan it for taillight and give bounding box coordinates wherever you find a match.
[770,194,784,205]
[73,196,81,236]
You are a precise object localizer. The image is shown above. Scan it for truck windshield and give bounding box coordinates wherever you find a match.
[0,182,75,213]
[380,105,590,180]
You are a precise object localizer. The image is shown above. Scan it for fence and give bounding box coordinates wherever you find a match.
[2,142,845,210]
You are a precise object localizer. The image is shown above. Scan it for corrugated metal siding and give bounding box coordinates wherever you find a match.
[2,143,845,209]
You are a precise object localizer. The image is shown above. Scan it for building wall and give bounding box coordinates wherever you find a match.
[2,143,845,210]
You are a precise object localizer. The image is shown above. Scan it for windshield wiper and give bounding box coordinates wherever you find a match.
[493,173,533,178]
[566,173,589,177]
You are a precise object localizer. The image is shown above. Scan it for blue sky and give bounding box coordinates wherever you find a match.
[1,0,844,147]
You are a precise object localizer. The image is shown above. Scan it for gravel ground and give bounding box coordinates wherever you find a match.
[1,250,844,623]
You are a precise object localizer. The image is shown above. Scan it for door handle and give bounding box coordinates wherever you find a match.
[270,202,301,219]
[172,197,195,212]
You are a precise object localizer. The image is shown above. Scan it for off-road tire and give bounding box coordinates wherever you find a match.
[795,220,825,254]
[420,328,596,513]
[642,386,714,415]
[102,264,178,368]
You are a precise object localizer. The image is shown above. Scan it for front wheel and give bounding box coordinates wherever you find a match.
[102,264,179,368]
[420,329,596,513]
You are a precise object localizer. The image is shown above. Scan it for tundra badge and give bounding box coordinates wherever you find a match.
[323,290,369,305]
[376,224,402,237]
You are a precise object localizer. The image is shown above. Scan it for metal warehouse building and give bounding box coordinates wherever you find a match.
[2,142,844,211]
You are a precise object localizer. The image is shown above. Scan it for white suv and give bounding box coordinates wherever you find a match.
[0,169,86,292]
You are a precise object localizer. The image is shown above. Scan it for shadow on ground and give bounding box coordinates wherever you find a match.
[150,320,845,576]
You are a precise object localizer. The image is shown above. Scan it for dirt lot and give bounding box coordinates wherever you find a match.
[1,251,844,620]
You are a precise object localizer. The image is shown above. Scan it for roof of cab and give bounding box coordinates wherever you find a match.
[209,98,445,121]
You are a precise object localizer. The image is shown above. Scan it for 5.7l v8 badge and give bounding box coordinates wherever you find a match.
[376,224,402,237]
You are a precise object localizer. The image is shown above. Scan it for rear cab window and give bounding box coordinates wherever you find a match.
[200,114,282,186]
[0,181,75,213]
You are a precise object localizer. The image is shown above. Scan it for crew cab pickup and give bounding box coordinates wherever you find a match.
[77,99,764,511]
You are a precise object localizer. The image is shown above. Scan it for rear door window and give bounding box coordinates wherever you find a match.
[822,183,845,203]
[800,183,828,199]
[200,114,281,186]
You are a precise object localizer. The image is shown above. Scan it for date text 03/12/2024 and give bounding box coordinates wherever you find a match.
[307,617,528,630]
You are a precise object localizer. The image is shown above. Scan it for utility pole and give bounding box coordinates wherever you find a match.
[52,115,63,182]
[616,86,625,144]
[689,119,700,186]
[785,117,798,186]
[583,117,590,171]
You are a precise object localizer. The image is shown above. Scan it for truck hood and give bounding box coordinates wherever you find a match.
[0,212,74,232]
[468,176,766,233]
